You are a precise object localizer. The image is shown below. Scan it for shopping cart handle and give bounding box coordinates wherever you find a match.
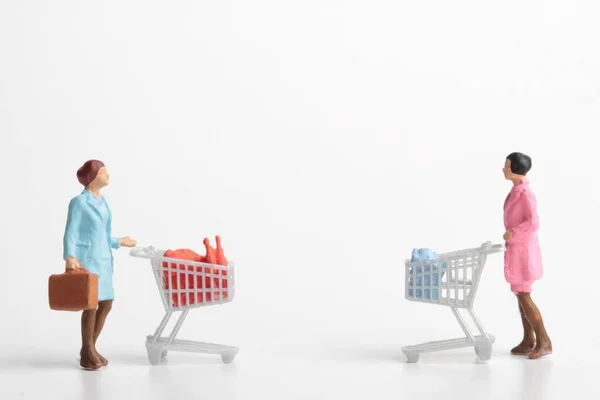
[129,245,161,259]
[480,241,505,252]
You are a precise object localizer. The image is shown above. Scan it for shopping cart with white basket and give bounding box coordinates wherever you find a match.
[129,245,238,365]
[402,241,505,363]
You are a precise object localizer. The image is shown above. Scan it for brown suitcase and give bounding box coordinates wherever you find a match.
[49,268,99,311]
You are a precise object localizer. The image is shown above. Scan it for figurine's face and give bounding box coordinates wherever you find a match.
[92,167,110,187]
[502,159,512,180]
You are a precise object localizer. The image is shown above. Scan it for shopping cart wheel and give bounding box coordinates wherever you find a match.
[147,348,165,365]
[404,352,420,363]
[474,343,492,361]
[221,353,236,364]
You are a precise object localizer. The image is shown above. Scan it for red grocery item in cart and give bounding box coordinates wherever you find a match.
[204,236,229,294]
[203,237,217,264]
[162,248,206,307]
[161,237,230,307]
[215,235,229,292]
[164,248,205,262]
[215,235,228,266]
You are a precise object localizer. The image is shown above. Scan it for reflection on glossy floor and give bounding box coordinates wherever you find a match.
[0,344,596,400]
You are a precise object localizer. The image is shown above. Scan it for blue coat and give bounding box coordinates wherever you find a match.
[63,190,121,301]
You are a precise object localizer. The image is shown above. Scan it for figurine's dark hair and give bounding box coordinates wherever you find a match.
[77,159,105,187]
[506,152,531,175]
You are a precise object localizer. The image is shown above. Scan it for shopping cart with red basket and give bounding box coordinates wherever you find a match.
[129,245,238,365]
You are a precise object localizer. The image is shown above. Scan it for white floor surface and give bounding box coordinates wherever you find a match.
[1,340,597,400]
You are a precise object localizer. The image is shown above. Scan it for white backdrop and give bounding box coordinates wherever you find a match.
[1,0,599,396]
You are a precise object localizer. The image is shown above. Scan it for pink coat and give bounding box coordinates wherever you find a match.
[503,179,543,285]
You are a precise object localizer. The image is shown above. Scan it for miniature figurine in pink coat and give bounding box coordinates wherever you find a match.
[502,152,552,359]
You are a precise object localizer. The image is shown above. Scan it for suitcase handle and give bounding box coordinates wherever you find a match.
[65,268,87,274]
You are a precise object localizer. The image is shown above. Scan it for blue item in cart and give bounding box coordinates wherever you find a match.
[408,248,447,300]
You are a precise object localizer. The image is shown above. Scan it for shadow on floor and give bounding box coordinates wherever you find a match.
[0,356,79,371]
[0,351,231,371]
[322,345,510,365]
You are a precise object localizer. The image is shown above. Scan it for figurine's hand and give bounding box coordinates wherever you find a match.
[65,257,81,271]
[119,236,137,247]
[503,230,512,241]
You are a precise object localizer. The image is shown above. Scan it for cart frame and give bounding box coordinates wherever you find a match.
[402,241,505,363]
[130,246,238,365]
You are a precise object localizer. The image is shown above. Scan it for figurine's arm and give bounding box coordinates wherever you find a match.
[507,192,539,243]
[63,197,84,260]
[111,236,121,249]
[105,201,136,249]
[107,207,121,249]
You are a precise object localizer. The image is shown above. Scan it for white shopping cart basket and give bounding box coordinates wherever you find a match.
[130,246,238,365]
[402,241,505,363]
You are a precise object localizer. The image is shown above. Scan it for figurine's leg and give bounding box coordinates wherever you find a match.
[79,301,111,365]
[510,294,535,355]
[92,300,113,366]
[80,309,102,370]
[519,293,552,359]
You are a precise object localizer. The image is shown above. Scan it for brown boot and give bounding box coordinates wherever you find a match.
[520,293,552,359]
[511,297,536,355]
[80,309,102,370]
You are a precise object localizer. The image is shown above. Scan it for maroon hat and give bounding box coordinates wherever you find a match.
[77,159,105,187]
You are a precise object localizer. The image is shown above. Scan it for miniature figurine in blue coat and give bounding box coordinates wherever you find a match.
[63,159,136,370]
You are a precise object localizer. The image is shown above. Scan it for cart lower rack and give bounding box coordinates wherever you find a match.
[402,241,505,363]
[130,246,238,365]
